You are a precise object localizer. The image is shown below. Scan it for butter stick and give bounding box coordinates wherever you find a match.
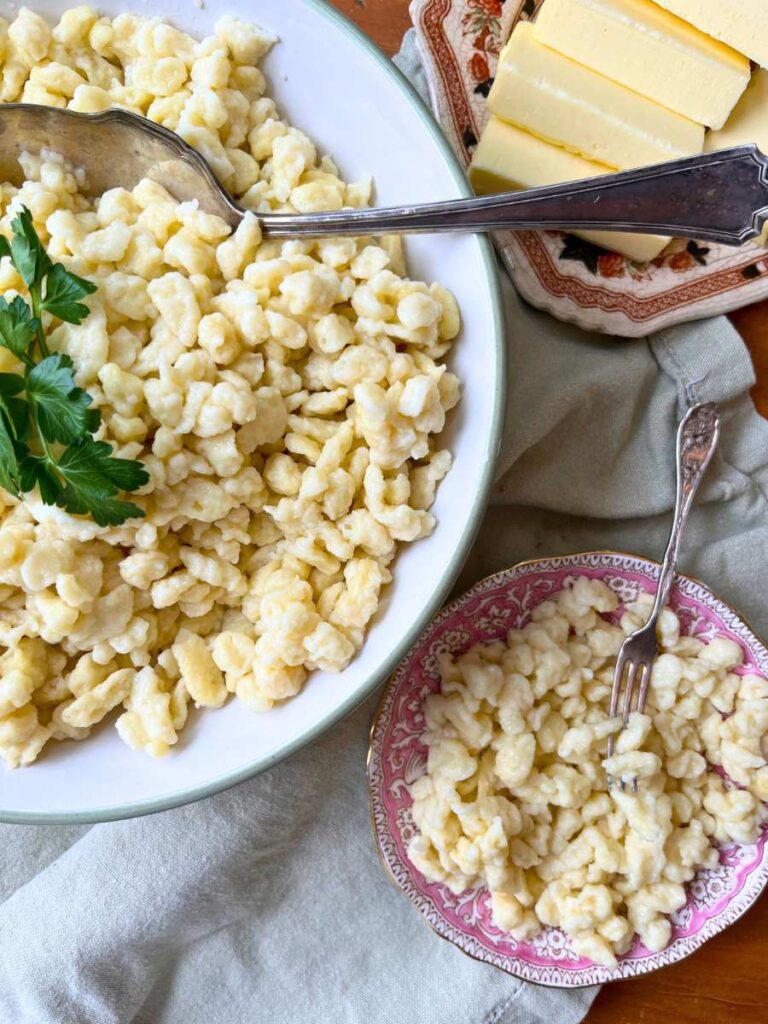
[488,22,704,170]
[705,71,768,156]
[655,0,768,69]
[533,0,750,130]
[468,117,670,263]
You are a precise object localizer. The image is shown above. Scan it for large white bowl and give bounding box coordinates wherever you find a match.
[0,0,505,822]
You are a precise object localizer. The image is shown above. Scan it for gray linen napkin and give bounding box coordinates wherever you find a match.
[2,32,768,1024]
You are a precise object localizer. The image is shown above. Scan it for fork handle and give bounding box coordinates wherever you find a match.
[652,404,721,618]
[259,146,768,245]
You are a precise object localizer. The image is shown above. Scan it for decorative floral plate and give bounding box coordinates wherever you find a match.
[410,0,768,336]
[367,552,768,986]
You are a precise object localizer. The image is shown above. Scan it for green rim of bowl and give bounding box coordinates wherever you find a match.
[0,0,506,825]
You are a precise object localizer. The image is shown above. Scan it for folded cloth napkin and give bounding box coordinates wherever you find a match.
[3,30,768,1024]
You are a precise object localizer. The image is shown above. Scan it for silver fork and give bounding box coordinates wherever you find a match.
[606,403,721,792]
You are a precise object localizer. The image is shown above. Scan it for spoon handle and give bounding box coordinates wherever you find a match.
[259,145,768,245]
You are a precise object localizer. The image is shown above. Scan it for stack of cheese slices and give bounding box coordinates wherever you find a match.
[469,0,768,261]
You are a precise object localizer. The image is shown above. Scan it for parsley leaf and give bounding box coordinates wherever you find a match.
[0,373,29,440]
[42,263,98,325]
[62,489,146,527]
[56,440,148,526]
[19,443,149,527]
[19,452,62,506]
[0,295,40,360]
[0,411,21,497]
[0,207,147,525]
[58,439,149,493]
[0,374,24,395]
[10,207,51,289]
[26,354,101,445]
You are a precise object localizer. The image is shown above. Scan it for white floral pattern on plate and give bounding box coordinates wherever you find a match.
[410,0,768,336]
[367,551,768,986]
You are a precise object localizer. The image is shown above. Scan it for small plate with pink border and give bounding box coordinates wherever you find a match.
[367,551,768,986]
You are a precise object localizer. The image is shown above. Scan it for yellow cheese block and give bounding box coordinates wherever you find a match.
[705,71,768,155]
[487,22,704,170]
[655,0,768,69]
[533,0,750,130]
[468,116,670,262]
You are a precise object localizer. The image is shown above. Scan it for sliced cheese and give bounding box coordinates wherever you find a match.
[487,21,704,170]
[533,0,750,130]
[468,116,670,262]
[705,71,768,155]
[655,0,768,69]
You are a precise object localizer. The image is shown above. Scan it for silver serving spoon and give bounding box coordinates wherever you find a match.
[2,103,768,246]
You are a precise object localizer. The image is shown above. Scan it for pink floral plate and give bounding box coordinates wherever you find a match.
[367,551,768,986]
[410,0,768,337]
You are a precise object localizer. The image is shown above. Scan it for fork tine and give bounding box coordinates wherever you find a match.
[615,661,639,792]
[636,662,652,715]
[609,661,650,794]
[606,654,626,788]
[608,652,624,721]
[606,652,626,765]
[621,661,639,727]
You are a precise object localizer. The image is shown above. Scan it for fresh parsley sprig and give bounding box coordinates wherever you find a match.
[0,207,149,526]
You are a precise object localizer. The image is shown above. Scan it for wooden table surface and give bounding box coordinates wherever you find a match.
[328,1,768,1019]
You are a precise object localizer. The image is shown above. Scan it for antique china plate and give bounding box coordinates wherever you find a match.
[368,552,768,985]
[0,0,504,823]
[410,0,768,336]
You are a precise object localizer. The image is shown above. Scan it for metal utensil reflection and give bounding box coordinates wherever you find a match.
[1,104,767,245]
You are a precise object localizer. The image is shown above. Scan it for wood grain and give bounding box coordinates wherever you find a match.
[731,300,768,419]
[587,893,768,1024]
[327,2,768,1020]
[329,0,413,56]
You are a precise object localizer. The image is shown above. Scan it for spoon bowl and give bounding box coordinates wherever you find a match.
[0,103,242,226]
